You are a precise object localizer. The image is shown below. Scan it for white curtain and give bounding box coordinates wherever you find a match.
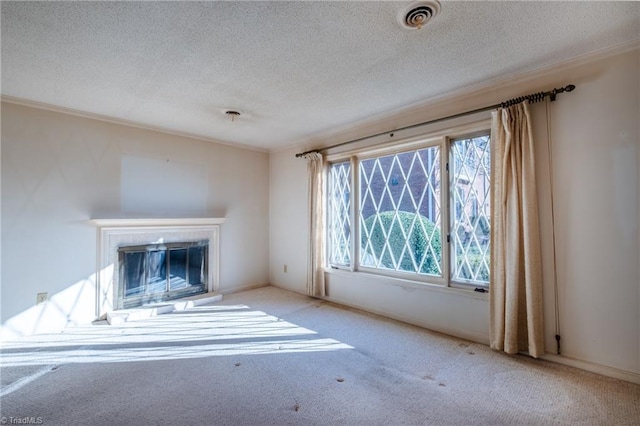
[304,152,326,298]
[490,102,545,358]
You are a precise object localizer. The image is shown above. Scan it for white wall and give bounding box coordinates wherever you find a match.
[269,146,309,294]
[1,103,270,336]
[269,48,640,379]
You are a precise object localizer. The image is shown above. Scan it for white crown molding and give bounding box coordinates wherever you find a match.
[277,37,640,156]
[0,95,269,154]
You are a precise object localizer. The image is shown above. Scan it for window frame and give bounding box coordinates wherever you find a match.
[325,120,492,291]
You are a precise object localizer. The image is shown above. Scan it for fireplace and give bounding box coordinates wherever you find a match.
[93,218,225,318]
[118,240,209,309]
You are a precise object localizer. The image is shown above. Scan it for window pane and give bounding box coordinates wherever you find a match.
[451,135,491,285]
[359,147,442,276]
[328,161,352,266]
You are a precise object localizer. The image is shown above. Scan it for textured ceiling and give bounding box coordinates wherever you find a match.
[2,1,639,151]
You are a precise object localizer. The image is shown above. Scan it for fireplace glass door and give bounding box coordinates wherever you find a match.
[118,241,208,309]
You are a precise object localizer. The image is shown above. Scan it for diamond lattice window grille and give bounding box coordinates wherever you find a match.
[328,162,352,266]
[359,147,442,276]
[450,135,491,284]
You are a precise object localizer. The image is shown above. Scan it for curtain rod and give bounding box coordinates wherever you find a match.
[295,84,575,158]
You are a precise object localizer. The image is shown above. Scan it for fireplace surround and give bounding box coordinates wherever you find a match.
[93,218,225,319]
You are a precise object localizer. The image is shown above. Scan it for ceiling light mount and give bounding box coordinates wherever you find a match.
[225,110,242,122]
[398,1,441,30]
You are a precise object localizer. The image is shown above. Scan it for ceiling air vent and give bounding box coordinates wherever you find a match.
[398,1,441,30]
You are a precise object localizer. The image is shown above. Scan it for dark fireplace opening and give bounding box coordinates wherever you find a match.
[118,240,208,309]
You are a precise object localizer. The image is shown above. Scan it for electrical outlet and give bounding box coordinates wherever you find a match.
[36,292,48,305]
[283,264,288,273]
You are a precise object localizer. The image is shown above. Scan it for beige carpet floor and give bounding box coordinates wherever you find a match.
[1,286,639,425]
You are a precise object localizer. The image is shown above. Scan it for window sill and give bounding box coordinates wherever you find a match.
[324,267,489,301]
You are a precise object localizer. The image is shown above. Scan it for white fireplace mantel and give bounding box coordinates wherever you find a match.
[92,218,226,228]
[93,218,226,319]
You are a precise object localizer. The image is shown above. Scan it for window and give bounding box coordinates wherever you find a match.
[450,135,491,284]
[327,126,491,289]
[328,161,352,266]
[359,146,443,276]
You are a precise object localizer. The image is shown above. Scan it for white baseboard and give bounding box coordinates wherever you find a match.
[220,282,269,295]
[269,282,308,296]
[541,353,640,385]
